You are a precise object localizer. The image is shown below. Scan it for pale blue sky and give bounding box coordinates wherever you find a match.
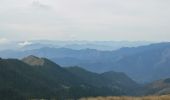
[0,0,170,42]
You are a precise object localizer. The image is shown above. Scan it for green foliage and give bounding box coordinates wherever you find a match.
[0,56,134,99]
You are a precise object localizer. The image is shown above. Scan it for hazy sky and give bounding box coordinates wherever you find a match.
[0,0,170,42]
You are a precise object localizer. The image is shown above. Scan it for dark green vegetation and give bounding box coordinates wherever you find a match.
[66,67,139,95]
[1,42,170,99]
[0,42,170,82]
[0,56,139,99]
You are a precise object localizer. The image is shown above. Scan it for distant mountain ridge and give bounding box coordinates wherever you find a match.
[0,40,151,51]
[0,42,170,83]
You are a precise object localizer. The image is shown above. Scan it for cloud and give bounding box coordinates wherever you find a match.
[31,0,51,10]
[18,41,33,46]
[0,38,9,44]
[0,0,170,41]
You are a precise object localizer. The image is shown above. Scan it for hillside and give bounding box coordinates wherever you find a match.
[66,67,139,95]
[111,42,170,82]
[79,95,170,100]
[0,42,170,82]
[142,78,170,95]
[0,56,138,99]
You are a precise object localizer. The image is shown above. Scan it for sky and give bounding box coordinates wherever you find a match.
[0,0,170,43]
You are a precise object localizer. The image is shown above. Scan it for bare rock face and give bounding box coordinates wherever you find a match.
[22,55,45,66]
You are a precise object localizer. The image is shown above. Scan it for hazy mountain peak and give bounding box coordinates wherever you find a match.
[25,55,39,59]
[22,55,45,66]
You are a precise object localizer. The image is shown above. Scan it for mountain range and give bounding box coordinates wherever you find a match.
[1,55,170,99]
[0,40,151,51]
[0,55,139,99]
[0,42,170,83]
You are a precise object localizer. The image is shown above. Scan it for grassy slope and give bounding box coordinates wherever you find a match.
[80,95,170,100]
